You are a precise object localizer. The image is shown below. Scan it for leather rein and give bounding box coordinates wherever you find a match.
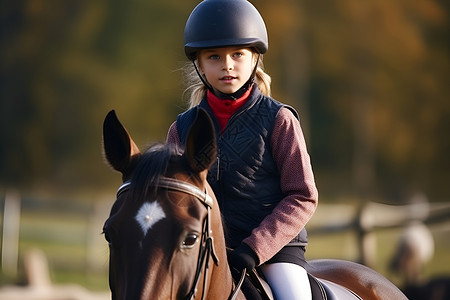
[116,177,245,300]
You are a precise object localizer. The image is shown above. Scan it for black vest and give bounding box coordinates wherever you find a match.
[177,87,307,248]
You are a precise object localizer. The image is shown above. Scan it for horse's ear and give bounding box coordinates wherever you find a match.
[184,108,217,174]
[103,110,141,175]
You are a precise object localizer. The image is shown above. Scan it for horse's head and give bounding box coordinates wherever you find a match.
[102,108,222,300]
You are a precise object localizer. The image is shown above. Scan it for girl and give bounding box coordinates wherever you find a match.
[166,0,318,299]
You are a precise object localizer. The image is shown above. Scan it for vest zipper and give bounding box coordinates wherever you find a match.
[216,148,220,181]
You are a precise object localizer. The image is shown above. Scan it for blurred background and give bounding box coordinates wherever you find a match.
[1,0,449,299]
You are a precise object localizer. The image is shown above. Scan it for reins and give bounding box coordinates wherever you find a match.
[116,177,245,300]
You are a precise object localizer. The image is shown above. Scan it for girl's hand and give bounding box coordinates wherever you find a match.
[229,243,259,272]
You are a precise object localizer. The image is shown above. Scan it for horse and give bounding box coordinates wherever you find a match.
[389,220,435,286]
[102,108,407,300]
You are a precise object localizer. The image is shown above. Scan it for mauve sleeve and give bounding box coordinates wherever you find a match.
[243,107,318,264]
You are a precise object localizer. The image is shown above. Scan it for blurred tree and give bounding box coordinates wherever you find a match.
[290,0,449,201]
[0,0,193,191]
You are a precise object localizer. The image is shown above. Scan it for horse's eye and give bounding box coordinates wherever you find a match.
[181,234,199,249]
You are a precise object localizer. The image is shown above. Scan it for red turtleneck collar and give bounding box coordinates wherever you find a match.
[207,86,253,132]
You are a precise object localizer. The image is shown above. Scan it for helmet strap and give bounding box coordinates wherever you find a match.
[192,54,260,100]
[193,60,215,93]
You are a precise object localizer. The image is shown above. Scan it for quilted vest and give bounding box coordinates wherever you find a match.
[176,87,307,248]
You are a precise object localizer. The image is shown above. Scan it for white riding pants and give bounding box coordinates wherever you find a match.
[260,262,312,300]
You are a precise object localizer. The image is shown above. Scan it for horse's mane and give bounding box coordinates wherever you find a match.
[130,143,181,202]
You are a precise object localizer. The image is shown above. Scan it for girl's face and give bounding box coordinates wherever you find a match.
[198,47,257,95]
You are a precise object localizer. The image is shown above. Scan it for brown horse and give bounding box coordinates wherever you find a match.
[102,108,407,300]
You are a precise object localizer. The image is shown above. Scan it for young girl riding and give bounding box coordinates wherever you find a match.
[166,0,318,299]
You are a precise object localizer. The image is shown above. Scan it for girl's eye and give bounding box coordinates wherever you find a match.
[181,233,199,249]
[233,52,243,58]
[209,55,220,60]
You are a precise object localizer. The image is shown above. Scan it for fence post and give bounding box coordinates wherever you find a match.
[357,203,377,267]
[1,190,21,277]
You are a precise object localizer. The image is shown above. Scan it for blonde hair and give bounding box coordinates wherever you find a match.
[182,55,272,108]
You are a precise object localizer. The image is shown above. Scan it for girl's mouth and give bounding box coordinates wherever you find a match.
[221,76,236,82]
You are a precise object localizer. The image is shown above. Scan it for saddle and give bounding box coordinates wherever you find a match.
[237,268,361,300]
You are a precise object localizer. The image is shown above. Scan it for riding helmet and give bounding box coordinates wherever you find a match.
[184,0,268,60]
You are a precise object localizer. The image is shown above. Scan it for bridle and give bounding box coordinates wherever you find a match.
[116,177,245,300]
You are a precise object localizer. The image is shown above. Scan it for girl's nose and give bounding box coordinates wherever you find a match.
[222,56,233,70]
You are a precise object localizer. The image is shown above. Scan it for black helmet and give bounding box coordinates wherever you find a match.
[184,0,268,60]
